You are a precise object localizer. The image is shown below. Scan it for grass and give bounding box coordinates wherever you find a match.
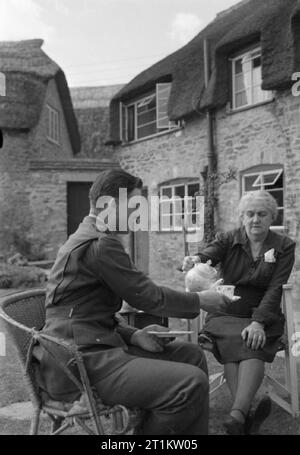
[0,311,300,435]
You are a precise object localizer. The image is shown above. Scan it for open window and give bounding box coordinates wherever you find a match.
[230,47,273,110]
[120,82,179,143]
[241,166,284,228]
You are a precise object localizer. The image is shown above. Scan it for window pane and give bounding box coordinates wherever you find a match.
[235,91,248,107]
[262,171,282,186]
[173,214,184,230]
[241,59,252,74]
[137,122,157,139]
[268,189,283,207]
[235,73,246,92]
[272,208,283,226]
[137,109,156,127]
[161,214,172,230]
[253,56,261,69]
[271,172,283,189]
[174,185,185,199]
[187,183,200,197]
[235,59,243,74]
[161,187,172,198]
[137,94,156,109]
[161,200,172,214]
[244,174,259,191]
[55,112,59,141]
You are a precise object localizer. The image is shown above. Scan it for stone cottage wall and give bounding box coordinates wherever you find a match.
[0,79,93,259]
[112,90,300,303]
[0,131,34,258]
[112,117,209,292]
[28,169,101,259]
[215,90,300,299]
[0,78,73,258]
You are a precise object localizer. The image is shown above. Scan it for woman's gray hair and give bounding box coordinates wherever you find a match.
[238,190,278,221]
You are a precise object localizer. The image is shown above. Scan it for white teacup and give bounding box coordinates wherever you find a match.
[216,285,235,298]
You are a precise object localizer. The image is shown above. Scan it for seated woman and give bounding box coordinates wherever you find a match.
[183,190,295,434]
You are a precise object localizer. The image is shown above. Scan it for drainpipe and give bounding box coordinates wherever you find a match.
[203,39,216,243]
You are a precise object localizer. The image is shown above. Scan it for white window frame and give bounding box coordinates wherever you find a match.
[241,168,284,229]
[46,104,60,145]
[231,47,273,111]
[120,83,179,143]
[159,181,200,232]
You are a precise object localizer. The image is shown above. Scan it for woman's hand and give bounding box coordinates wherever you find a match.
[197,290,240,314]
[130,324,174,352]
[241,321,266,350]
[182,255,201,272]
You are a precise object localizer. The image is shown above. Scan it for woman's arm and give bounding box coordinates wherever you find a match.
[251,240,296,327]
[197,231,231,266]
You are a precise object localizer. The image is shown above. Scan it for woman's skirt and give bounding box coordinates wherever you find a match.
[201,314,284,364]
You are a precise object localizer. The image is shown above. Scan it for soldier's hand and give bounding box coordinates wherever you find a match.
[182,255,201,272]
[130,324,174,352]
[197,290,240,314]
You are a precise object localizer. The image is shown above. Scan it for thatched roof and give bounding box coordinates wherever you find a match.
[71,85,124,109]
[108,0,300,144]
[71,85,123,159]
[0,39,80,154]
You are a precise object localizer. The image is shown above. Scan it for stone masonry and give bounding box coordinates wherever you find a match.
[112,89,300,304]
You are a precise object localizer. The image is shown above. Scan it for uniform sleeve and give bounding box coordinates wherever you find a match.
[197,232,231,266]
[95,235,201,319]
[114,313,138,344]
[251,240,296,327]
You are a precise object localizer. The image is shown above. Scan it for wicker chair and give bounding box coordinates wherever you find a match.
[0,289,142,435]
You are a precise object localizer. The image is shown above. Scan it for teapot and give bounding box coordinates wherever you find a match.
[185,260,219,292]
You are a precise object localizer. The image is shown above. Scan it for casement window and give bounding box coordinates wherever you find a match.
[120,83,179,142]
[46,104,60,144]
[231,47,273,110]
[241,167,284,227]
[0,72,6,96]
[159,181,200,232]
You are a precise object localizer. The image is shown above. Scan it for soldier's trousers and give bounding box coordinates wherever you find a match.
[93,341,209,435]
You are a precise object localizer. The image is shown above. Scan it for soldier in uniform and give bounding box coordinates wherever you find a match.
[34,169,235,435]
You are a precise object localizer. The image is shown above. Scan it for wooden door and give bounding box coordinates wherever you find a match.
[67,182,93,235]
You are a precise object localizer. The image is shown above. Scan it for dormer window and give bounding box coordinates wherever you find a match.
[46,104,60,144]
[120,83,179,143]
[230,47,273,110]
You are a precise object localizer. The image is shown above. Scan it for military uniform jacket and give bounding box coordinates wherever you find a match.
[34,216,200,399]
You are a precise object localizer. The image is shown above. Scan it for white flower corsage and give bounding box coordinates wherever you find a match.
[264,248,276,263]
